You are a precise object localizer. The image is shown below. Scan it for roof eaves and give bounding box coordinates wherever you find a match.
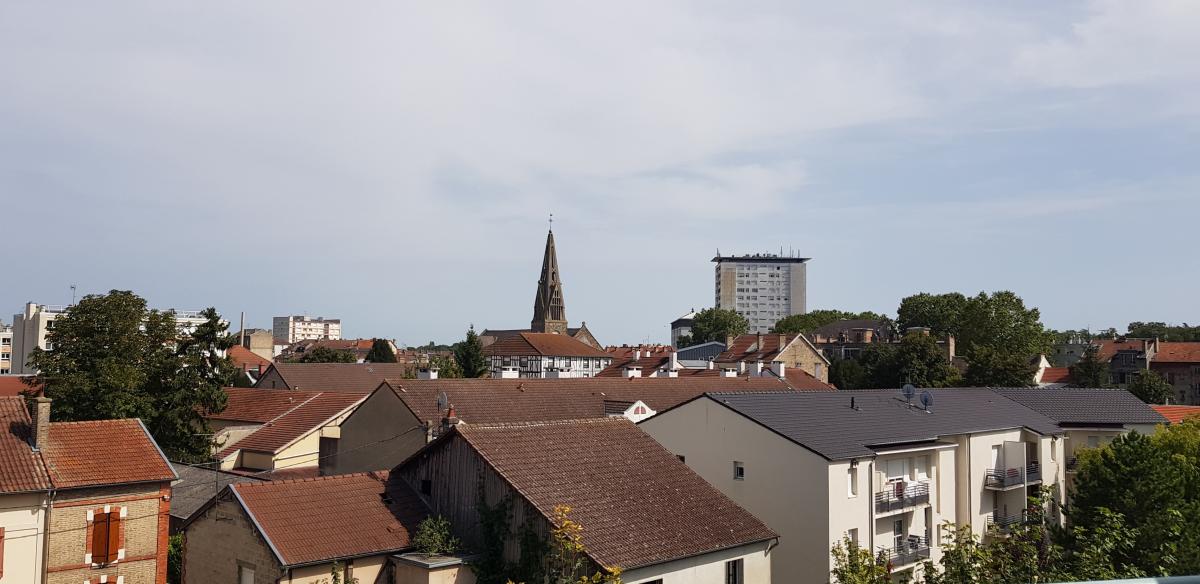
[267,393,368,455]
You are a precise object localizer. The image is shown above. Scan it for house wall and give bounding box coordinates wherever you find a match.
[255,367,289,389]
[183,495,283,584]
[620,540,771,584]
[333,389,428,474]
[639,398,828,583]
[47,482,170,584]
[393,560,477,584]
[775,337,828,382]
[1152,362,1200,405]
[0,491,47,583]
[282,555,387,584]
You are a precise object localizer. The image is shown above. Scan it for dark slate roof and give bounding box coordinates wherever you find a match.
[169,463,262,522]
[707,389,1064,460]
[992,388,1167,426]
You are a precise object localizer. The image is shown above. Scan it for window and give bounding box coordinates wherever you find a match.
[847,468,858,497]
[815,363,823,378]
[90,510,120,565]
[239,563,256,584]
[847,528,859,547]
[725,559,743,584]
[733,461,745,480]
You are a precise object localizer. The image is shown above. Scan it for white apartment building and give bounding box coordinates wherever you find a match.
[1,321,12,374]
[713,253,808,334]
[272,315,342,344]
[11,302,222,374]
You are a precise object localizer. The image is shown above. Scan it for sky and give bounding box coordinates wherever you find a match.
[2,1,1198,345]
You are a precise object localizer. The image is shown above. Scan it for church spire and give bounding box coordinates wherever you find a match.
[531,228,568,334]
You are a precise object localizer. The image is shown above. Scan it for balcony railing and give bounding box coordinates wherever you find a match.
[1066,457,1079,472]
[1026,461,1042,482]
[985,467,1025,489]
[874,480,930,514]
[879,535,931,567]
[987,512,1035,534]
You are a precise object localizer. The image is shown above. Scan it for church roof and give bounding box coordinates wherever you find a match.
[532,229,567,329]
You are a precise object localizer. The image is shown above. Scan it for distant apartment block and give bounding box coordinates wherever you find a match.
[272,315,342,344]
[714,252,808,334]
[10,302,222,374]
[1,321,12,374]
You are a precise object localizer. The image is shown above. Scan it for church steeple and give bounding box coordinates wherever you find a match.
[531,228,568,334]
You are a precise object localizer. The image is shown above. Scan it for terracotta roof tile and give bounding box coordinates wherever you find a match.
[261,363,411,392]
[484,332,609,358]
[1039,367,1072,384]
[0,396,50,493]
[1153,342,1200,363]
[229,345,272,371]
[216,391,366,459]
[210,388,322,423]
[450,419,776,569]
[232,471,427,566]
[0,376,38,397]
[384,377,796,425]
[716,333,817,364]
[1092,340,1148,362]
[1152,405,1200,424]
[43,419,176,489]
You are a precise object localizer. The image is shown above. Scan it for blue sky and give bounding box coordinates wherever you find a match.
[2,1,1197,345]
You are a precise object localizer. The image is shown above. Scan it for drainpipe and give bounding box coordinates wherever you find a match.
[867,460,875,554]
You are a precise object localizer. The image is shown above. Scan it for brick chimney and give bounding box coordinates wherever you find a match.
[34,396,51,450]
[441,404,461,432]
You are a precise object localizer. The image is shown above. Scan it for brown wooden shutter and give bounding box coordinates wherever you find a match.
[106,512,121,563]
[91,512,110,563]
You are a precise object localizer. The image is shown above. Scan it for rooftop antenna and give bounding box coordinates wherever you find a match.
[920,390,933,412]
[548,211,553,232]
[901,383,916,403]
[70,284,77,305]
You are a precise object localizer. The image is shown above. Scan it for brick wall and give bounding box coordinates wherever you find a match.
[47,482,170,584]
[183,494,281,584]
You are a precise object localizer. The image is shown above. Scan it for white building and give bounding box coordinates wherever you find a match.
[713,253,808,334]
[483,331,613,378]
[272,315,342,344]
[1,321,12,374]
[11,302,223,374]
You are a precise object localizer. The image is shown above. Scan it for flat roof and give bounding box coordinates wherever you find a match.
[712,255,810,264]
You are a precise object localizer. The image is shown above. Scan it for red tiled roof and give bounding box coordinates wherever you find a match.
[449,419,777,569]
[484,332,610,358]
[228,466,322,481]
[1153,342,1200,363]
[43,419,176,489]
[716,333,823,364]
[1092,340,1148,362]
[216,391,366,459]
[384,377,796,425]
[597,346,675,377]
[1152,405,1200,424]
[0,396,50,493]
[229,345,272,371]
[782,368,837,391]
[232,471,428,566]
[0,376,38,397]
[210,388,322,423]
[1040,367,1072,384]
[261,363,411,392]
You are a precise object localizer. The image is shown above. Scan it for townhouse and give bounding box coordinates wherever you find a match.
[395,418,777,583]
[715,333,831,384]
[596,344,834,390]
[329,376,801,475]
[639,389,1067,583]
[483,332,613,378]
[1,395,176,584]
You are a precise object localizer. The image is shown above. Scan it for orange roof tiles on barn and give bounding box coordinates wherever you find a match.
[1152,405,1200,424]
[0,396,50,493]
[1154,342,1200,363]
[42,418,176,489]
[443,418,777,570]
[484,332,610,358]
[230,471,427,567]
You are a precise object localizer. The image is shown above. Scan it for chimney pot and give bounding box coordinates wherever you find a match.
[34,396,51,450]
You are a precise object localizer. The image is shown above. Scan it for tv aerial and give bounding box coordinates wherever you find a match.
[901,384,916,402]
[920,391,933,411]
[436,391,449,411]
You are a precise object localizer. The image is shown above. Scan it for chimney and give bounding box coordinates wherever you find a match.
[34,396,51,450]
[755,333,763,352]
[707,360,715,370]
[441,404,461,432]
[635,349,642,360]
[771,361,786,377]
[945,335,956,361]
[721,367,738,378]
[669,351,679,371]
[656,367,678,378]
[418,367,439,380]
[624,366,642,378]
[752,360,764,376]
[778,333,787,349]
[724,333,736,348]
[737,361,746,374]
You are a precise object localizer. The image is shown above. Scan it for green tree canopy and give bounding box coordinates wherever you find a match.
[689,308,749,345]
[963,346,1036,387]
[896,292,968,337]
[28,291,234,461]
[896,291,1051,360]
[828,358,868,390]
[857,332,961,389]
[364,338,397,363]
[1127,370,1174,405]
[453,326,487,378]
[772,309,889,335]
[296,346,358,363]
[1069,344,1110,388]
[1127,321,1200,341]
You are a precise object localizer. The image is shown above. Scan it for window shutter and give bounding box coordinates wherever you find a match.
[106,512,121,563]
[91,512,110,563]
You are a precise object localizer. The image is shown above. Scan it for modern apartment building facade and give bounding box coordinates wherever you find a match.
[272,315,342,344]
[713,253,808,334]
[1,321,12,374]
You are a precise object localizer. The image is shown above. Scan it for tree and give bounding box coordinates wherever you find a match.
[955,291,1052,360]
[404,354,463,379]
[829,536,888,584]
[1127,370,1174,405]
[773,310,889,335]
[858,333,960,389]
[545,505,622,584]
[689,308,749,345]
[896,292,968,337]
[963,346,1036,387]
[412,515,461,556]
[27,291,233,461]
[296,347,357,363]
[1069,345,1110,388]
[1056,508,1145,581]
[364,338,397,363]
[453,326,488,378]
[829,358,868,390]
[1127,321,1200,342]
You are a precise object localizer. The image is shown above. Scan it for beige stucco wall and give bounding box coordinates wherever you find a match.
[621,541,772,584]
[954,429,1062,539]
[393,560,477,584]
[0,491,47,584]
[282,555,387,584]
[640,398,825,583]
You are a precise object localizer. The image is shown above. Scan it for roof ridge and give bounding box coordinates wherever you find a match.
[462,417,628,430]
[234,470,388,489]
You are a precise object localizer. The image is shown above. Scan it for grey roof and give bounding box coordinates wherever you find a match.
[992,388,1167,426]
[169,463,262,521]
[707,389,1064,460]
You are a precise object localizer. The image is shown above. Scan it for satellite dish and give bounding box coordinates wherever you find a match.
[436,391,449,411]
[920,391,933,410]
[901,384,916,401]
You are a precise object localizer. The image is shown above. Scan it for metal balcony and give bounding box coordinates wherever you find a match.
[1026,461,1042,483]
[987,512,1029,533]
[874,480,930,514]
[879,535,931,567]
